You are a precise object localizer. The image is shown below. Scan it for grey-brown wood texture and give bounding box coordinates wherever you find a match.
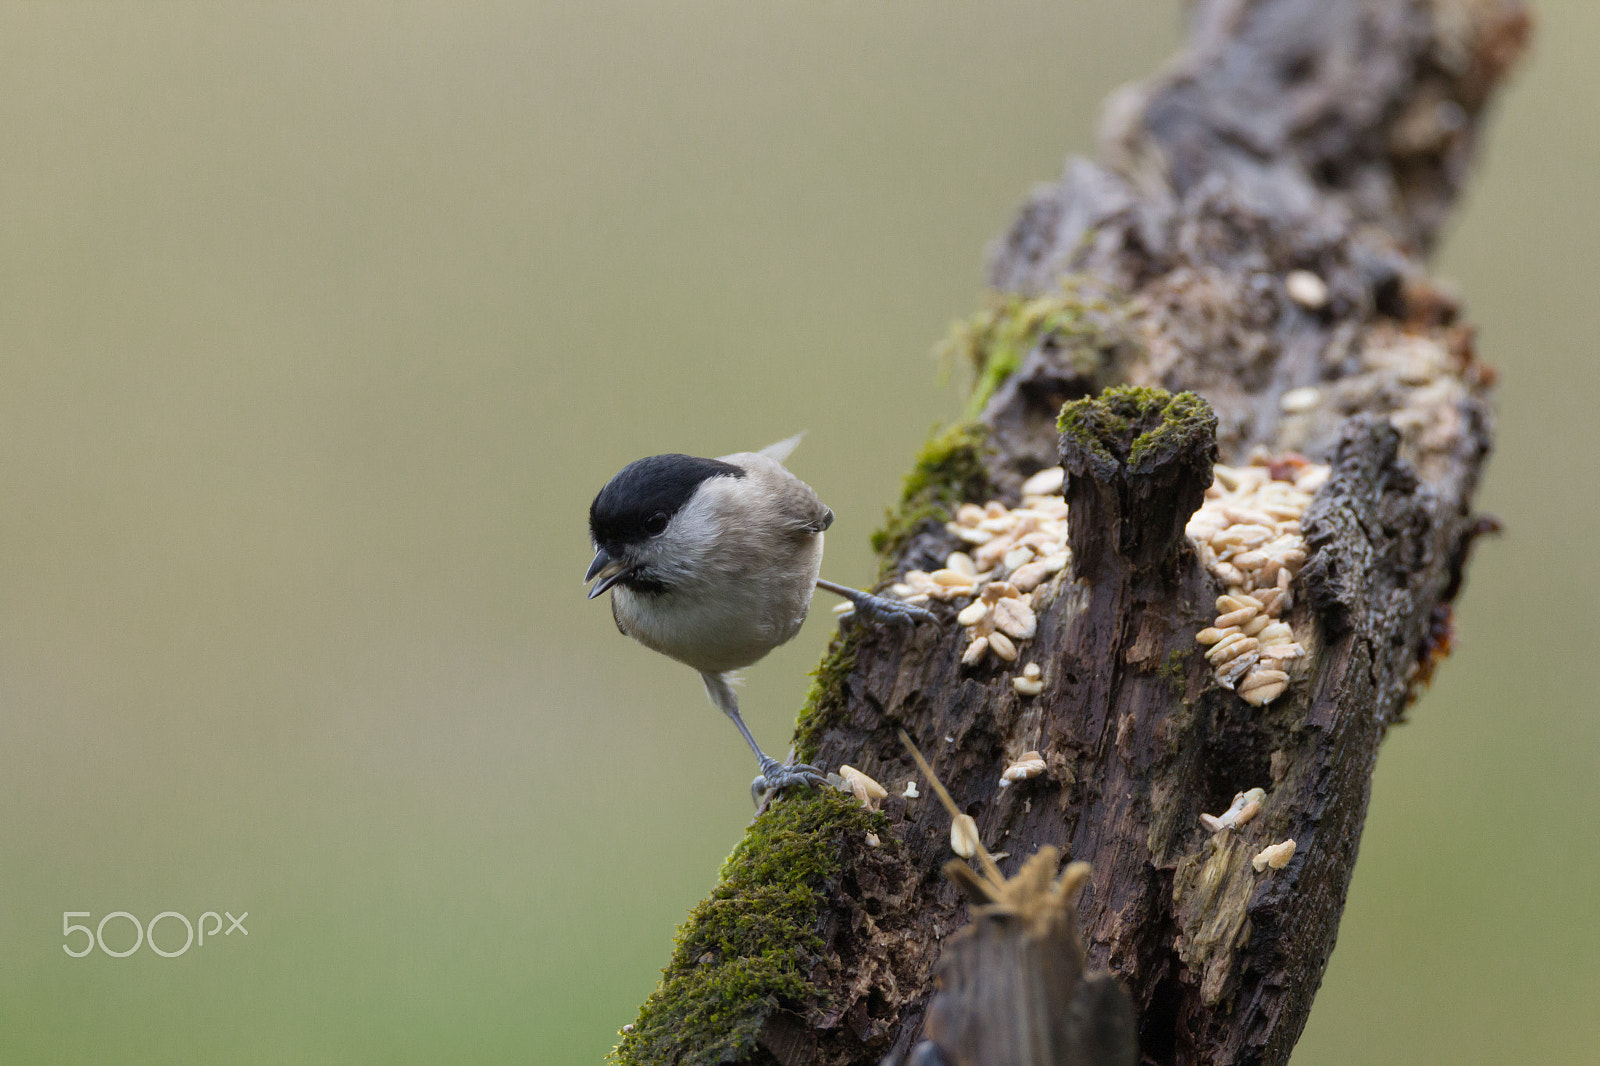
[615,2,1529,1064]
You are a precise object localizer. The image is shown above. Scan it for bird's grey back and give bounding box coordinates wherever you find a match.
[717,449,832,537]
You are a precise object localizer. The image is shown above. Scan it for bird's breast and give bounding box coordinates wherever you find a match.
[611,536,822,675]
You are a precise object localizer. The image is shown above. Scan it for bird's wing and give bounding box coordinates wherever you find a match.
[717,442,831,536]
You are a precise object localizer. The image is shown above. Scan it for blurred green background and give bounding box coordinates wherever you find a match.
[0,2,1594,1063]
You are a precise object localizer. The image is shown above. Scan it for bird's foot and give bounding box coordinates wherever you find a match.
[751,755,829,804]
[846,591,938,629]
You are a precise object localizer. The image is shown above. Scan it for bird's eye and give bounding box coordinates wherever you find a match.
[644,511,670,536]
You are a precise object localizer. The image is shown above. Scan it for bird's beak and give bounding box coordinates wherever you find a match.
[584,548,631,599]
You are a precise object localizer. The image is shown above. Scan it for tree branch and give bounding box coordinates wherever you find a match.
[613,2,1530,1064]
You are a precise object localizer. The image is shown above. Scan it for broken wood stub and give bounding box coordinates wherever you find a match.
[1057,387,1217,579]
[910,850,1138,1066]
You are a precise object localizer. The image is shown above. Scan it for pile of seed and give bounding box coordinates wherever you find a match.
[890,466,1071,666]
[1185,456,1328,706]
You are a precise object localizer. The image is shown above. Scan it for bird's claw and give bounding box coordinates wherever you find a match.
[751,756,829,804]
[849,592,938,629]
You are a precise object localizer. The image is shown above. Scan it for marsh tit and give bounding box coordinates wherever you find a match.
[585,434,937,799]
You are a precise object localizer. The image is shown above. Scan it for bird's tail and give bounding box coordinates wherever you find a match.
[758,432,806,464]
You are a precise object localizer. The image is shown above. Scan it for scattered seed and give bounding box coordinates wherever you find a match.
[1009,561,1050,592]
[981,582,1020,604]
[1239,678,1288,705]
[1220,506,1273,527]
[945,552,977,578]
[1021,466,1065,496]
[1280,385,1322,414]
[1200,787,1267,833]
[1214,606,1259,629]
[1013,675,1043,696]
[1252,839,1297,872]
[1217,650,1260,688]
[1018,532,1058,553]
[1232,550,1269,570]
[1286,269,1328,309]
[956,601,989,627]
[988,631,1019,662]
[992,598,1038,640]
[1258,621,1294,642]
[1214,524,1274,550]
[962,636,990,666]
[1213,561,1246,586]
[1206,632,1254,662]
[951,814,981,859]
[839,765,889,811]
[999,751,1046,785]
[1295,467,1329,493]
[902,780,920,799]
[865,832,881,847]
[974,537,1014,571]
[1239,668,1290,692]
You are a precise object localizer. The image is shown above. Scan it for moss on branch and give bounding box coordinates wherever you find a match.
[868,420,991,574]
[613,789,884,1066]
[938,284,1112,419]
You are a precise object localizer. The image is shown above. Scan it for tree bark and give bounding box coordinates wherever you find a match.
[613,2,1530,1064]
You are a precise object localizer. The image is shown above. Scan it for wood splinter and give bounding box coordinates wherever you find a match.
[894,732,1137,1066]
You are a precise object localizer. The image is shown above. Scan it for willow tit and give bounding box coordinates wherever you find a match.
[585,434,937,798]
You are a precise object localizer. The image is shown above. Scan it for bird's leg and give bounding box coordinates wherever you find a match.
[701,672,828,803]
[816,577,938,627]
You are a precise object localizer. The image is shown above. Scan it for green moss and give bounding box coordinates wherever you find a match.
[1158,647,1193,689]
[869,286,1124,571]
[1057,386,1216,477]
[936,285,1108,420]
[869,420,990,573]
[1127,390,1216,472]
[792,631,861,763]
[612,789,883,1066]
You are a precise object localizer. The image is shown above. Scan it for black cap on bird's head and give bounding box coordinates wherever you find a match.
[584,453,745,598]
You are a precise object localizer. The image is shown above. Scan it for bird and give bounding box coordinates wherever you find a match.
[584,434,937,799]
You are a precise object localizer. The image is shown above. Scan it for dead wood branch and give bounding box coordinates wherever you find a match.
[614,2,1529,1064]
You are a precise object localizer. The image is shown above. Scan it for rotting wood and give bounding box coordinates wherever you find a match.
[612,2,1530,1064]
[898,732,1138,1066]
